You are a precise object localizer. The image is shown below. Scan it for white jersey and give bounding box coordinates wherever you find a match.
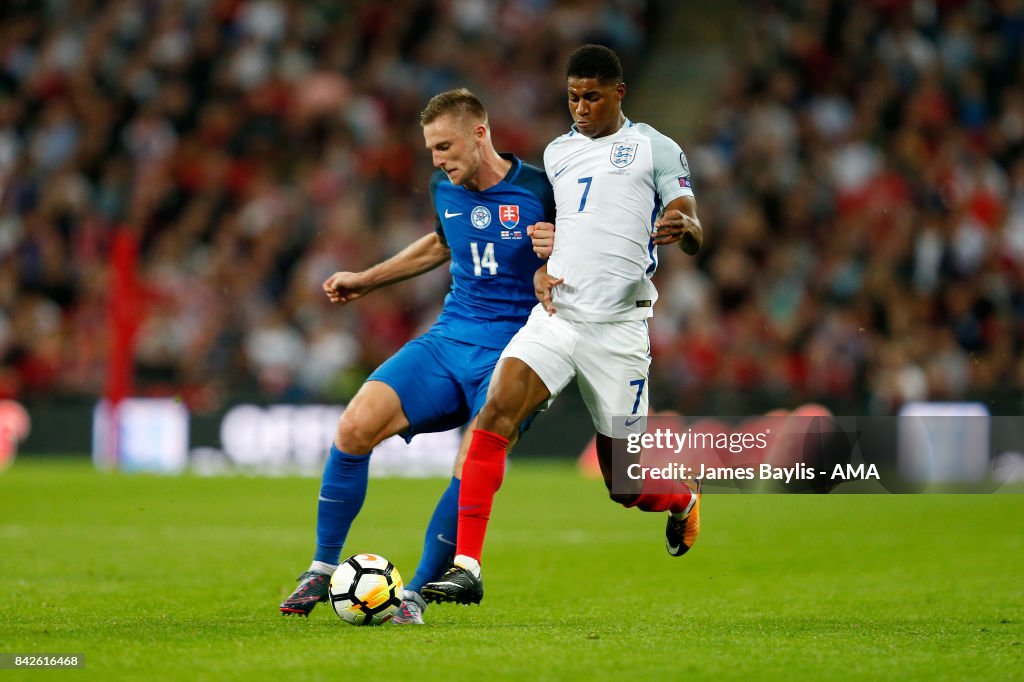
[543,118,694,322]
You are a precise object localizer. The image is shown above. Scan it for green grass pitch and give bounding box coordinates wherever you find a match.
[1,458,1021,681]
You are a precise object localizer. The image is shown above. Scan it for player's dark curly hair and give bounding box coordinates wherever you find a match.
[420,88,488,126]
[566,44,623,84]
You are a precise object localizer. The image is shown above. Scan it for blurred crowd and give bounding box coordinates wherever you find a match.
[0,0,650,409]
[0,0,1021,416]
[654,0,1024,415]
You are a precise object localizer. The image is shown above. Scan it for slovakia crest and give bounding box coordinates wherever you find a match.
[610,142,638,168]
[471,205,491,229]
[499,205,520,229]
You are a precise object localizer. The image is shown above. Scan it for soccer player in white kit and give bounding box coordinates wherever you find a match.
[423,45,705,605]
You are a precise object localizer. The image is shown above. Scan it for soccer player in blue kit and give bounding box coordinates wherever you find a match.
[279,89,554,623]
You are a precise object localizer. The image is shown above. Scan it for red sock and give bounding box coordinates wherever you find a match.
[626,484,692,514]
[456,429,509,562]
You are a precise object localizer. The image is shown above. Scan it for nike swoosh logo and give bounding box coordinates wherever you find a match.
[427,581,462,589]
[554,165,569,178]
[437,534,456,546]
[624,417,642,427]
[444,208,463,218]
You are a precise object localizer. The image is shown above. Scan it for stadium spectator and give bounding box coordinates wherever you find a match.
[0,0,1021,415]
[0,0,651,406]
[662,0,1024,414]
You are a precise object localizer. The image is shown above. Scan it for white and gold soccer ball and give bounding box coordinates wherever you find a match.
[328,554,404,625]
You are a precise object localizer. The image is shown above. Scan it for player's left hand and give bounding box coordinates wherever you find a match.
[534,266,564,315]
[653,209,702,254]
[527,222,555,259]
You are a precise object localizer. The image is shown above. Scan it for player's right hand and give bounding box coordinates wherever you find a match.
[534,266,564,315]
[527,222,555,259]
[323,272,371,304]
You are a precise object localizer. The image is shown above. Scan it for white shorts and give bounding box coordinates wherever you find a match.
[499,306,651,437]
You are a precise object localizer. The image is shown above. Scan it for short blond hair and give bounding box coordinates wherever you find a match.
[419,88,488,126]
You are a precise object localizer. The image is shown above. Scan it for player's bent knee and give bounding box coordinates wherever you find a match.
[475,400,520,440]
[335,413,383,454]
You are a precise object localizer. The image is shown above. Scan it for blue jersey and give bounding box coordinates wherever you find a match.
[429,153,555,349]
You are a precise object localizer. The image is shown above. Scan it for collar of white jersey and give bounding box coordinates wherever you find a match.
[569,117,634,138]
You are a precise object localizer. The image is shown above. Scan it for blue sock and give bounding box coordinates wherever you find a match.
[405,476,460,593]
[313,445,371,564]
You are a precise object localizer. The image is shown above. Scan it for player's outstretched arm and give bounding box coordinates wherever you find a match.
[653,196,702,255]
[527,222,555,259]
[533,263,564,315]
[322,233,451,305]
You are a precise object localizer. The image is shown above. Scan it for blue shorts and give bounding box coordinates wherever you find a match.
[368,332,502,443]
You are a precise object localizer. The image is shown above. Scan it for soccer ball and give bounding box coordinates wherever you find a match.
[328,553,404,625]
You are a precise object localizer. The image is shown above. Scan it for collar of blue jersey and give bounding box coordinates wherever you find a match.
[569,117,634,137]
[498,152,521,184]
